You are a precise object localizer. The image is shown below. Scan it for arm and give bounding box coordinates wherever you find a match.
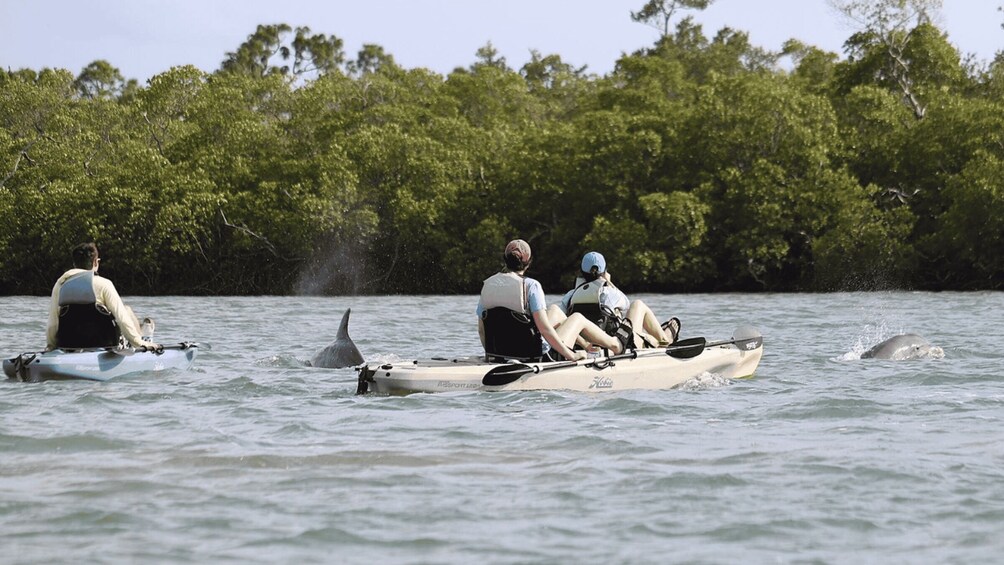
[94,277,157,348]
[607,287,631,315]
[45,282,61,351]
[476,299,486,348]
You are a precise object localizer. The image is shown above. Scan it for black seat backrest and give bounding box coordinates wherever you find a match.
[569,302,603,325]
[481,307,541,361]
[56,304,120,348]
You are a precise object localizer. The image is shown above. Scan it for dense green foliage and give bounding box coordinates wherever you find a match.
[2,9,1003,295]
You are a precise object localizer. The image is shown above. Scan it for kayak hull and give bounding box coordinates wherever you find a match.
[4,346,198,383]
[358,341,763,395]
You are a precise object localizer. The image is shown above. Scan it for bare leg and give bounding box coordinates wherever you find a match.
[555,312,622,354]
[546,304,567,327]
[626,300,669,347]
[547,304,590,350]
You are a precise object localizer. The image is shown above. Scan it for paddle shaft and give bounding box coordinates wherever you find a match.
[112,342,199,356]
[487,331,764,385]
[482,350,639,386]
[138,342,198,353]
[665,334,763,359]
[707,335,763,350]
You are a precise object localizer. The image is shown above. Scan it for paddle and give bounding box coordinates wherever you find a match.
[482,350,639,387]
[110,342,200,356]
[663,337,708,359]
[149,342,198,352]
[665,327,763,359]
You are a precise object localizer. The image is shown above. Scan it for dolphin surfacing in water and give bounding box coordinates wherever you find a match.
[310,309,365,368]
[861,333,944,360]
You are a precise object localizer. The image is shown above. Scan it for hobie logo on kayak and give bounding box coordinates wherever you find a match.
[589,376,613,389]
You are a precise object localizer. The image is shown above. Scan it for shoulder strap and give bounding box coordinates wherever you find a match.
[519,273,528,313]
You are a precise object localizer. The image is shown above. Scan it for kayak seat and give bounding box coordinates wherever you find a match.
[570,303,602,324]
[481,307,542,362]
[55,304,121,349]
[613,318,636,352]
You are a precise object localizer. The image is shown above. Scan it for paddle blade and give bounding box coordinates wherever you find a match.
[482,364,533,386]
[666,337,707,359]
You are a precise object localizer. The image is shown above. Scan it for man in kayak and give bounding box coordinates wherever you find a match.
[477,239,624,362]
[558,251,680,348]
[46,242,161,351]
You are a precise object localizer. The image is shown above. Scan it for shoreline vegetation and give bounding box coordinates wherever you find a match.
[2,1,1002,296]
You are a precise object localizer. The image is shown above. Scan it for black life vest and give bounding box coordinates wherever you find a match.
[55,271,121,349]
[479,272,542,361]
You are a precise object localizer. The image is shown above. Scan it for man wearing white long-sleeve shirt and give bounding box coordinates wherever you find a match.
[46,242,159,351]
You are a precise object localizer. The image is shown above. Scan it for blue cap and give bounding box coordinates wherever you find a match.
[581,252,606,274]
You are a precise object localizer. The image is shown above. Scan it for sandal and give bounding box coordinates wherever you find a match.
[661,317,681,345]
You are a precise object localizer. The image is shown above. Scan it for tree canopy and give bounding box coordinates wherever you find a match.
[2,5,1002,295]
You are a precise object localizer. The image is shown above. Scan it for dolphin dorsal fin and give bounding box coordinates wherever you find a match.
[337,308,352,339]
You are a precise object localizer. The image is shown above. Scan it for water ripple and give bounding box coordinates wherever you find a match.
[3,292,1004,563]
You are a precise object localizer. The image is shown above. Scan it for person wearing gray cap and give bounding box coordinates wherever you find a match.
[476,239,622,362]
[558,251,680,348]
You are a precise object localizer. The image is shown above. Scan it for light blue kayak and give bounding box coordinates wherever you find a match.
[3,343,199,382]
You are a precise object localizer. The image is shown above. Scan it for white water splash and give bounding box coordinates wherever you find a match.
[677,372,732,391]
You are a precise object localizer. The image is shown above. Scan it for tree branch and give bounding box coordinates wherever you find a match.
[219,207,283,258]
[887,43,927,119]
[0,140,38,189]
[142,112,165,156]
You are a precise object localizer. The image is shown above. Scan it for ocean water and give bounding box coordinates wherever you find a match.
[2,292,1003,564]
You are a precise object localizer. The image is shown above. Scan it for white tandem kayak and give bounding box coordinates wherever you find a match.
[3,343,200,383]
[356,327,763,395]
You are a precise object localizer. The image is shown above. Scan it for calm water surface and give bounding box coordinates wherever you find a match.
[2,292,1003,564]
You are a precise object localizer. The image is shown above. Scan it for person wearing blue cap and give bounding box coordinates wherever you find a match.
[476,240,623,362]
[557,251,680,348]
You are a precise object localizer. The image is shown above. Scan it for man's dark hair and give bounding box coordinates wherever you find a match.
[71,242,99,270]
[504,254,531,272]
[581,268,601,282]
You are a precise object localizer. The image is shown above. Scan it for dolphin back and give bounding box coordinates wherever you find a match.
[861,333,940,360]
[310,309,365,368]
